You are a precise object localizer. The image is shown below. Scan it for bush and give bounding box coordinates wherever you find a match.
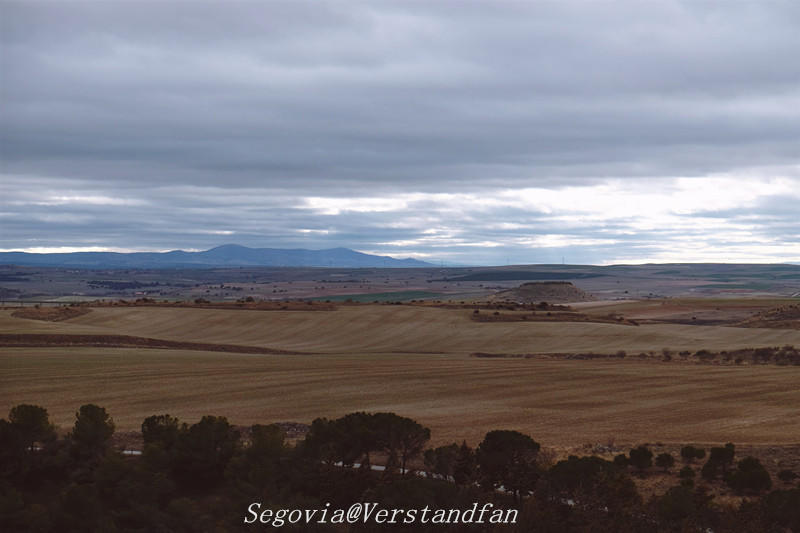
[694,447,706,460]
[656,452,675,472]
[629,446,653,472]
[658,485,696,523]
[764,488,800,531]
[681,445,706,462]
[702,443,735,481]
[726,457,772,494]
[613,453,629,467]
[544,455,641,517]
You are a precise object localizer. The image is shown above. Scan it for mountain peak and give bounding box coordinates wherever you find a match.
[0,245,433,269]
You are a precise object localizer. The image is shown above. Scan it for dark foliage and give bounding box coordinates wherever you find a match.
[680,445,706,462]
[476,430,541,500]
[629,445,653,472]
[701,442,735,481]
[726,456,772,494]
[2,404,798,532]
[71,404,115,461]
[656,452,675,472]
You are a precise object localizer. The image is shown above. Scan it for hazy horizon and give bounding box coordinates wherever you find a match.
[2,1,799,265]
[3,243,800,269]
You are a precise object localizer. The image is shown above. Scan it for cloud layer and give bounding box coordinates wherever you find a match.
[2,1,799,264]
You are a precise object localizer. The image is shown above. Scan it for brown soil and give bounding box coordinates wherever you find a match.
[471,310,638,326]
[491,281,593,303]
[11,307,91,322]
[0,333,303,355]
[579,298,800,328]
[88,299,338,311]
[737,304,800,329]
[5,304,800,355]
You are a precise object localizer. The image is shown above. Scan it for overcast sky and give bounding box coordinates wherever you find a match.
[1,1,798,265]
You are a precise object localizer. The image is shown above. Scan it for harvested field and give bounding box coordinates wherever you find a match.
[4,305,800,354]
[738,303,800,329]
[3,303,800,450]
[2,347,800,448]
[0,333,301,355]
[576,297,800,326]
[11,306,90,321]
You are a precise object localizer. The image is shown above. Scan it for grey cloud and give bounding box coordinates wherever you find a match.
[1,1,799,263]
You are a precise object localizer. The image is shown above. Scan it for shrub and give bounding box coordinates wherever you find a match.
[658,485,695,523]
[726,456,772,494]
[546,455,640,512]
[680,445,705,462]
[694,447,706,460]
[629,446,653,473]
[656,452,675,472]
[702,443,735,480]
[613,454,629,467]
[764,488,800,531]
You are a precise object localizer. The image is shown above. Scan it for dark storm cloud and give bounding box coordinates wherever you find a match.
[1,1,798,263]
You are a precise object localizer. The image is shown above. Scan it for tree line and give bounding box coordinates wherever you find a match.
[1,404,799,531]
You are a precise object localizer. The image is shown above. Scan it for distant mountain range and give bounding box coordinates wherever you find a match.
[0,245,433,269]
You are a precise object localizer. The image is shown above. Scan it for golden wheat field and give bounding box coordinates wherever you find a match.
[2,304,800,447]
[4,304,800,354]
